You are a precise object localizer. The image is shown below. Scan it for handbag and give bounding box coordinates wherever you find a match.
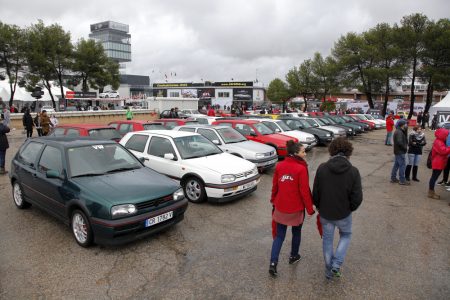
[426,151,432,169]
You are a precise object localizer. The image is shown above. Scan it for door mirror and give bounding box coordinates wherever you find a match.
[274,128,281,133]
[212,139,220,145]
[250,132,257,137]
[139,157,149,163]
[164,153,176,160]
[46,170,61,179]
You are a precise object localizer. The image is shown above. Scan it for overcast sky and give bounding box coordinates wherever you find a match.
[1,0,449,86]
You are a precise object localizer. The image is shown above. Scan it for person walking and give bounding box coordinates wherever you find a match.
[431,114,438,130]
[312,137,363,279]
[40,110,51,136]
[269,140,315,277]
[50,114,59,128]
[385,112,395,146]
[34,112,42,137]
[22,109,34,138]
[405,126,427,182]
[0,113,10,175]
[390,119,409,185]
[428,128,450,199]
[417,111,423,127]
[126,106,133,120]
[3,106,11,127]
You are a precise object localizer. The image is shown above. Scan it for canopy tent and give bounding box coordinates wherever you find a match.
[429,92,450,116]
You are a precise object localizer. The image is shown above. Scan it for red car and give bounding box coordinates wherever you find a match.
[212,119,298,158]
[48,124,122,141]
[347,115,376,130]
[108,120,167,136]
[154,118,198,129]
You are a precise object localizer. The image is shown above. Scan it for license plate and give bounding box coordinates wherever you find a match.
[145,211,173,227]
[242,180,256,190]
[261,158,277,166]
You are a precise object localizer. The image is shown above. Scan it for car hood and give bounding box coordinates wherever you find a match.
[224,140,276,154]
[72,167,180,205]
[279,131,315,142]
[302,128,332,136]
[186,153,256,174]
[258,133,297,145]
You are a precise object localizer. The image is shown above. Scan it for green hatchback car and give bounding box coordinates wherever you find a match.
[9,137,188,247]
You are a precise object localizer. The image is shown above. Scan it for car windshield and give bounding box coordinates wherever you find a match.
[275,121,292,131]
[187,110,201,114]
[315,118,328,125]
[143,124,167,130]
[254,123,274,135]
[88,128,121,140]
[305,119,319,127]
[331,117,344,124]
[365,115,375,120]
[68,144,141,178]
[173,135,222,159]
[355,115,367,120]
[217,127,247,143]
[262,122,281,132]
[298,119,312,128]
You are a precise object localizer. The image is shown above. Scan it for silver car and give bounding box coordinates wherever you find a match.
[300,117,347,138]
[173,125,278,171]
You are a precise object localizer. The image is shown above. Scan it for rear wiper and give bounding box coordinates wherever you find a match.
[72,172,105,178]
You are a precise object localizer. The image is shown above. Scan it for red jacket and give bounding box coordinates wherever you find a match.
[431,128,450,170]
[207,108,215,116]
[271,155,314,215]
[386,117,394,132]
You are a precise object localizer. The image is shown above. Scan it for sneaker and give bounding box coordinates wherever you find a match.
[437,181,446,186]
[390,178,399,183]
[399,181,410,186]
[289,255,301,264]
[331,268,342,278]
[269,262,278,277]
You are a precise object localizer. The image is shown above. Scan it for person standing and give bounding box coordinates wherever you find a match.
[269,141,315,277]
[3,107,11,127]
[40,110,51,136]
[422,112,430,129]
[126,106,133,120]
[405,126,426,182]
[431,114,438,130]
[428,128,450,199]
[385,112,395,146]
[436,133,450,187]
[313,137,363,279]
[34,112,42,136]
[50,114,59,128]
[417,111,423,127]
[0,113,10,175]
[390,119,409,185]
[22,109,34,138]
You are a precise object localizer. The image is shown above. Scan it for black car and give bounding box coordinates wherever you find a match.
[278,117,333,145]
[159,110,188,119]
[340,115,371,131]
[9,137,188,247]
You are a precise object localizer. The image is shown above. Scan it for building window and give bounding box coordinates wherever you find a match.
[169,91,180,97]
[218,92,230,97]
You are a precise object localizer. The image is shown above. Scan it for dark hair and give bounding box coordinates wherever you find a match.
[328,137,353,157]
[286,140,304,155]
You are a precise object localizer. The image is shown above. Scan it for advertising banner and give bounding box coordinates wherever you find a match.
[233,88,253,101]
[153,89,167,97]
[213,82,253,87]
[181,89,198,98]
[436,111,450,123]
[197,88,215,99]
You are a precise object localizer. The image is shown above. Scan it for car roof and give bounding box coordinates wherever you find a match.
[215,119,258,125]
[130,130,200,138]
[154,118,195,122]
[109,120,162,125]
[29,136,117,148]
[55,124,116,130]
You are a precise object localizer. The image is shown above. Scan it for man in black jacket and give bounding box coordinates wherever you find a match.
[313,137,363,279]
[390,119,409,185]
[0,113,10,175]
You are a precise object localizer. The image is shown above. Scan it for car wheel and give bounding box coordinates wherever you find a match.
[183,177,206,203]
[71,209,93,247]
[12,182,30,209]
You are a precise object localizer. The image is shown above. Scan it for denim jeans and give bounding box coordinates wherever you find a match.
[385,132,393,145]
[0,150,5,168]
[270,222,302,263]
[407,154,421,166]
[391,154,406,183]
[321,214,352,276]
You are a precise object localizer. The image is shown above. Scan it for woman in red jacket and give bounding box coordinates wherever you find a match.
[385,113,395,146]
[428,128,450,199]
[269,140,315,277]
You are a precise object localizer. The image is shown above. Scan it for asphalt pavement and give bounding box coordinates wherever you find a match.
[0,128,449,299]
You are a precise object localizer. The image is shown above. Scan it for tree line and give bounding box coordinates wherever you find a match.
[267,13,450,117]
[0,20,120,108]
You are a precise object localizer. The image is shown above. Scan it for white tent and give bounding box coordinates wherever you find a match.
[429,92,450,116]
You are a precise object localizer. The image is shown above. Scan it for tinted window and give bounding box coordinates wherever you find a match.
[118,124,133,135]
[66,129,80,137]
[164,122,178,129]
[88,128,121,140]
[19,142,44,166]
[109,123,119,129]
[143,124,166,130]
[198,129,220,143]
[125,134,149,153]
[148,136,176,158]
[235,124,256,135]
[196,118,209,125]
[38,146,63,174]
[179,127,196,133]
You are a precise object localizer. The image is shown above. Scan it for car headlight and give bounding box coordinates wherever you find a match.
[173,188,185,201]
[306,137,315,141]
[221,174,236,183]
[255,153,265,159]
[348,129,352,132]
[111,204,137,218]
[326,134,331,137]
[252,166,258,175]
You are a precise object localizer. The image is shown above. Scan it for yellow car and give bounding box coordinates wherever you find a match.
[257,114,279,120]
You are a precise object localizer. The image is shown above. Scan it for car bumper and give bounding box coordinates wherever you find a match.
[249,157,278,171]
[90,199,188,246]
[205,175,260,203]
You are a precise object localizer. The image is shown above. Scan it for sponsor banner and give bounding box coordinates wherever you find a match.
[233,88,253,101]
[66,91,97,98]
[213,81,253,87]
[437,111,450,123]
[181,89,198,98]
[197,88,215,99]
[153,89,167,97]
[153,83,203,88]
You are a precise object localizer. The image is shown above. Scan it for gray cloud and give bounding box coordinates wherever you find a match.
[1,0,449,86]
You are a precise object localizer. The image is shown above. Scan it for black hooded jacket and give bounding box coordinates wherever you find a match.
[313,155,363,220]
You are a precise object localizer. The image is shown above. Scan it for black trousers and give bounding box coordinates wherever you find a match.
[26,128,33,138]
[442,157,450,182]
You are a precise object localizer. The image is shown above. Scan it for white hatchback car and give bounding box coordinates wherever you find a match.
[120,130,260,203]
[99,91,120,98]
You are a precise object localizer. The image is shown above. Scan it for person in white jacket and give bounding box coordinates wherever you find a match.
[50,115,59,127]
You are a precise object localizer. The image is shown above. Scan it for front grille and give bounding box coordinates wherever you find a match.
[136,194,173,210]
[235,170,254,179]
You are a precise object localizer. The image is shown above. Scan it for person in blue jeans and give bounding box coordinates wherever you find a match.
[390,119,409,185]
[313,138,363,279]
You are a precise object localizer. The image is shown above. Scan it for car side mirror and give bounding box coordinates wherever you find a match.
[250,132,257,137]
[164,153,176,160]
[46,170,61,179]
[212,139,221,145]
[274,128,281,133]
[139,157,149,163]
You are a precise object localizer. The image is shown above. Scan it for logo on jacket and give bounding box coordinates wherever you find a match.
[280,174,294,182]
